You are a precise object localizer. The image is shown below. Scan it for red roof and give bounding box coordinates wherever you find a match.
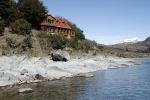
[40,15,72,29]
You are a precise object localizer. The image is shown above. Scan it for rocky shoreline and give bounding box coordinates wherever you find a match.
[0,52,140,87]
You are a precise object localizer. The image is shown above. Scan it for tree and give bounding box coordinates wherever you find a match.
[64,18,85,40]
[71,24,85,40]
[0,0,11,24]
[0,20,5,35]
[10,19,31,35]
[8,0,23,24]
[18,0,48,28]
[0,0,21,25]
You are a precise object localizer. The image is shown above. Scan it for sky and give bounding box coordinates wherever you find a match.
[43,0,150,45]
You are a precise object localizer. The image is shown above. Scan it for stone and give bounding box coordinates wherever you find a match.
[18,88,33,93]
[77,73,94,78]
[20,69,28,75]
[35,74,44,80]
[51,50,70,62]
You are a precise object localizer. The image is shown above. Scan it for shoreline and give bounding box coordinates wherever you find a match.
[0,55,140,87]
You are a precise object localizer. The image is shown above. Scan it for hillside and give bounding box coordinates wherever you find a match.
[0,28,102,57]
[143,37,150,47]
[0,28,149,58]
[111,37,150,53]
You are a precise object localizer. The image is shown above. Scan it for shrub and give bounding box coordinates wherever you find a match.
[37,32,48,38]
[66,38,77,48]
[0,20,5,35]
[6,37,17,48]
[10,19,31,35]
[37,33,67,50]
[98,45,104,50]
[21,36,32,51]
[66,38,98,50]
[47,34,67,50]
[37,32,99,51]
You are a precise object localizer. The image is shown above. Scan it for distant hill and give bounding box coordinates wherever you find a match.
[110,37,150,53]
[143,37,150,47]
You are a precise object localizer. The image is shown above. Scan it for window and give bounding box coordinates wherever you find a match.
[48,20,54,24]
[48,27,54,32]
[48,27,51,31]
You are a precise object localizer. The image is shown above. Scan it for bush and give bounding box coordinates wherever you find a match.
[47,34,67,50]
[0,20,5,35]
[6,37,17,48]
[66,38,98,50]
[37,32,99,51]
[37,32,48,38]
[37,33,67,50]
[10,19,31,35]
[21,36,32,51]
[5,36,32,55]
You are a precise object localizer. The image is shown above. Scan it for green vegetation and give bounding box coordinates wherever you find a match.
[10,19,31,35]
[66,38,98,50]
[1,35,32,55]
[37,32,98,51]
[37,33,67,50]
[18,0,48,27]
[0,20,4,35]
[0,0,102,57]
[21,36,32,51]
[48,34,67,50]
[0,0,20,25]
[0,0,47,27]
[6,37,18,49]
[70,24,85,40]
[0,0,12,24]
[64,19,85,40]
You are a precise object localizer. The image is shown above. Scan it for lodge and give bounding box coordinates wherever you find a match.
[40,15,75,38]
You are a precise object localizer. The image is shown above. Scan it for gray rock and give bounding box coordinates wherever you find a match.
[35,74,44,80]
[18,88,33,93]
[50,50,70,62]
[77,73,94,78]
[20,69,28,75]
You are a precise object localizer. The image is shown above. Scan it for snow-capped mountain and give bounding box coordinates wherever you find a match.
[111,37,150,52]
[123,38,139,43]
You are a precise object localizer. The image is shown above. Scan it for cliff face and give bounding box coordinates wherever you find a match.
[111,37,150,52]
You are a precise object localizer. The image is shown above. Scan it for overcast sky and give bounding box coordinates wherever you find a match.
[43,0,150,44]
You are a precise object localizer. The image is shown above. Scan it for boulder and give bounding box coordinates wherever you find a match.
[50,50,70,62]
[18,88,33,93]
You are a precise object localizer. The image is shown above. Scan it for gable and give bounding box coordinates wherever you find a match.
[40,15,72,29]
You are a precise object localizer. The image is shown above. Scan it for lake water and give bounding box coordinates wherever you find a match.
[0,58,150,100]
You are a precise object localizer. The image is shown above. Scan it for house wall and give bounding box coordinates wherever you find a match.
[41,25,75,38]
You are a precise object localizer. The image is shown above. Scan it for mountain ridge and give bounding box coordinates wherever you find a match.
[111,36,150,52]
